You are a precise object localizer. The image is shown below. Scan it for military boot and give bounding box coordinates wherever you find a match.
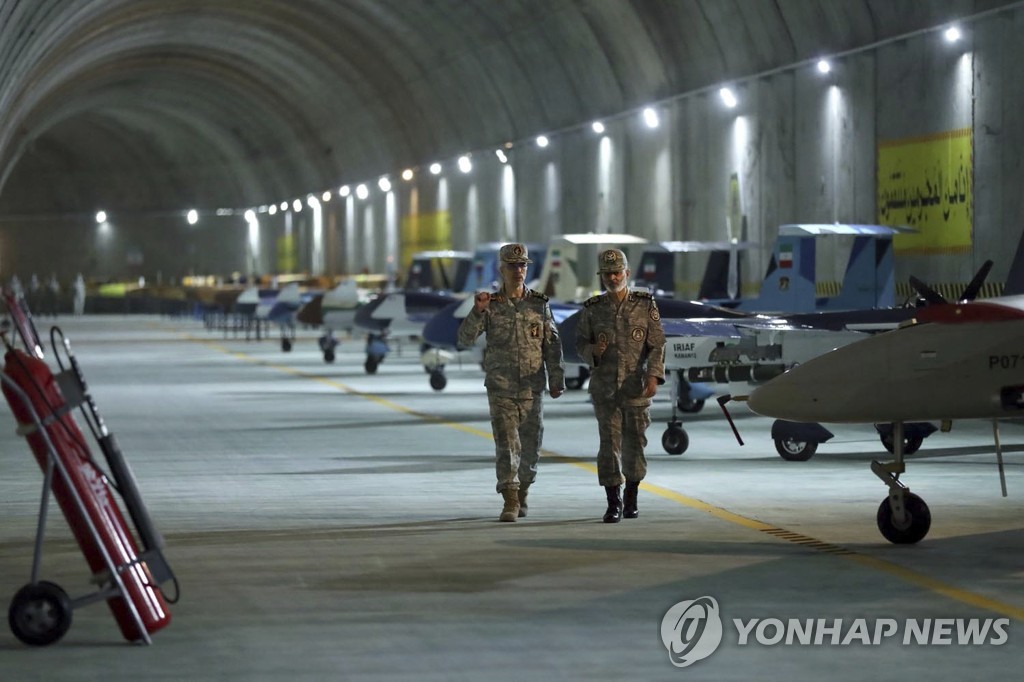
[603,485,622,523]
[623,481,640,519]
[517,486,530,518]
[499,488,520,522]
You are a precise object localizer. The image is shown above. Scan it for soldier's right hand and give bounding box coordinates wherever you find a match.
[473,291,491,313]
[593,338,608,359]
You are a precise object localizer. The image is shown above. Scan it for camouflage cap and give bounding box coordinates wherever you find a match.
[597,248,629,273]
[499,243,532,264]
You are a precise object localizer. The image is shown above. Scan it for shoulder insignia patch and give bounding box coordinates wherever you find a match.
[583,295,603,308]
[632,290,653,299]
[527,289,549,302]
[489,294,505,303]
[649,306,660,322]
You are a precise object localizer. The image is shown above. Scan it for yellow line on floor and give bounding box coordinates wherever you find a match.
[204,339,1024,621]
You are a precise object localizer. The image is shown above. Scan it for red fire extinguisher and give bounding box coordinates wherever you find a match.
[2,348,171,642]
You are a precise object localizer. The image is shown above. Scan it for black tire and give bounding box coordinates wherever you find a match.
[9,581,73,647]
[876,492,931,544]
[281,338,292,352]
[662,426,689,455]
[429,371,447,391]
[880,433,924,456]
[676,397,705,414]
[364,356,379,374]
[774,437,817,461]
[324,349,335,363]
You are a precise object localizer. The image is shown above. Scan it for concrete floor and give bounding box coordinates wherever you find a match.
[0,315,1021,681]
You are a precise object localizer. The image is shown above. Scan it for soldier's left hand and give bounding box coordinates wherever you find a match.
[642,375,659,398]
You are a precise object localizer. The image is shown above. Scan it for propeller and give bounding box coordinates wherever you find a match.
[908,259,994,306]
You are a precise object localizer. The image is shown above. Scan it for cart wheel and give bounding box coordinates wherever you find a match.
[9,581,73,646]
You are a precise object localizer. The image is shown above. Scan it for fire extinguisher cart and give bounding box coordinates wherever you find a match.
[1,292,176,646]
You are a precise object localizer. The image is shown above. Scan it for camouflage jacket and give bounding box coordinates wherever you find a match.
[575,289,666,405]
[457,288,565,397]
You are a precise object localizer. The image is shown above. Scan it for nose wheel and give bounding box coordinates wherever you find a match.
[661,420,689,455]
[876,492,931,544]
[871,421,932,544]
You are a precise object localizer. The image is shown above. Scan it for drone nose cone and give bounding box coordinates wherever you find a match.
[747,378,792,419]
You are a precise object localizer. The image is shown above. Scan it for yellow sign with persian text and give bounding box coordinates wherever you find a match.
[877,128,972,254]
[400,211,452,270]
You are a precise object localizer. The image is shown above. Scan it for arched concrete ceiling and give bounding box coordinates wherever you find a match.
[0,0,1015,216]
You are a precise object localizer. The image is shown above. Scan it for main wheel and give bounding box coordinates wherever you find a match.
[662,425,689,455]
[774,437,817,461]
[324,349,335,363]
[9,581,73,646]
[880,432,924,455]
[364,356,380,374]
[281,338,292,352]
[429,370,447,391]
[876,492,931,544]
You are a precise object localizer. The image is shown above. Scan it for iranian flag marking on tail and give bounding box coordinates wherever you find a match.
[779,244,793,268]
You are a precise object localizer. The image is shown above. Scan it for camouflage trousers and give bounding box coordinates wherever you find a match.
[487,393,544,493]
[592,400,651,487]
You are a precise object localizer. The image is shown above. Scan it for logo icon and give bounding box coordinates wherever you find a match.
[660,596,723,667]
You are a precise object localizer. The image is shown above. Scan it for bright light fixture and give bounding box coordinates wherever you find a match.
[292,199,302,212]
[592,121,605,134]
[719,87,738,108]
[430,162,442,175]
[186,209,198,225]
[643,107,659,128]
[279,201,288,211]
[402,169,414,181]
[356,184,369,200]
[817,59,831,74]
[95,210,107,223]
[339,185,351,197]
[269,205,278,215]
[536,135,549,148]
[495,149,508,163]
[458,156,472,173]
[321,191,331,201]
[378,177,392,192]
[944,26,961,42]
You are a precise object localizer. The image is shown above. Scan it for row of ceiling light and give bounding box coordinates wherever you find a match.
[91,23,965,227]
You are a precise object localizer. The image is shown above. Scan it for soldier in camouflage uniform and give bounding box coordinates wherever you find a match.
[458,243,565,522]
[575,248,666,523]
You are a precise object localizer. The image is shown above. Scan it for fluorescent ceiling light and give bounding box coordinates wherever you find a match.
[719,87,738,108]
[592,121,605,134]
[95,210,107,223]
